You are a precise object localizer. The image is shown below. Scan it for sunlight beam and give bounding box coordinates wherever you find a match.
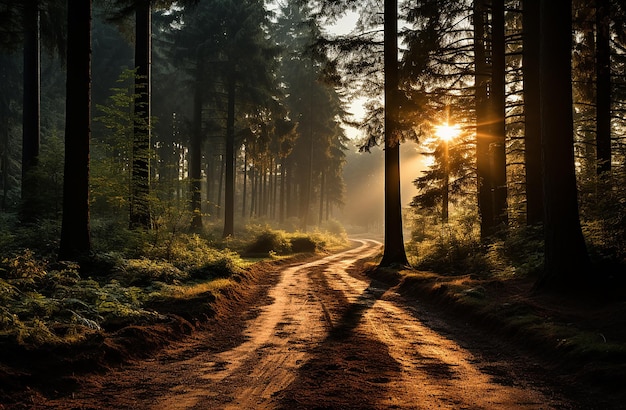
[434,123,461,142]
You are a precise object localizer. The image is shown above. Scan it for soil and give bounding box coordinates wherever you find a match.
[1,239,625,409]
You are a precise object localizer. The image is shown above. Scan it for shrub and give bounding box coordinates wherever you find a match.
[91,219,146,257]
[1,250,48,290]
[290,236,317,253]
[244,230,292,256]
[116,258,188,286]
[189,255,245,280]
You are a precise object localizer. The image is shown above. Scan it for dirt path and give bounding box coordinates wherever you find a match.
[29,239,586,409]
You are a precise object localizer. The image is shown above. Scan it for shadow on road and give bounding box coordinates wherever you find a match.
[275,270,401,409]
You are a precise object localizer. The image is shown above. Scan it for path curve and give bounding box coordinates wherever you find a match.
[31,239,577,409]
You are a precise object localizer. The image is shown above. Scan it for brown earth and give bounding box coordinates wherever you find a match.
[1,239,625,409]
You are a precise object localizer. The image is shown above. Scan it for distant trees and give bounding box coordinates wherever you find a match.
[173,0,282,237]
[275,1,348,231]
[107,0,157,230]
[0,53,21,210]
[0,0,66,222]
[108,0,198,230]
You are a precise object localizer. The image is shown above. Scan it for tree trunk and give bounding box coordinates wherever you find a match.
[272,159,278,220]
[596,0,611,175]
[522,0,544,226]
[20,0,41,223]
[217,153,224,219]
[279,159,286,223]
[222,70,236,238]
[285,158,294,218]
[1,111,9,211]
[490,0,508,229]
[130,0,152,229]
[474,0,495,238]
[190,53,203,231]
[242,145,248,219]
[206,153,213,216]
[261,163,267,217]
[380,0,409,267]
[59,0,92,261]
[326,191,331,221]
[319,169,325,226]
[250,165,256,218]
[536,0,590,291]
[256,166,262,217]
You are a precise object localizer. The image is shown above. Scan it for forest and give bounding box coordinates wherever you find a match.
[1,0,626,408]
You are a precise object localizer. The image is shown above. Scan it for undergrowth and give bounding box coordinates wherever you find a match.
[0,217,347,349]
[408,211,625,281]
[407,213,545,278]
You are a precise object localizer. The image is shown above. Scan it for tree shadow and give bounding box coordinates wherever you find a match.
[275,270,453,409]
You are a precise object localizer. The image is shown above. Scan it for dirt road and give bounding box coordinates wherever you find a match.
[31,239,584,409]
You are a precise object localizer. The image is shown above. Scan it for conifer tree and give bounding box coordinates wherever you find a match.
[536,0,590,290]
[59,0,92,261]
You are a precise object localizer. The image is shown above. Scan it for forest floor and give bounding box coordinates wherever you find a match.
[2,238,626,409]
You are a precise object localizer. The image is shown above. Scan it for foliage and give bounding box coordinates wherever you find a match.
[407,210,545,278]
[90,218,147,256]
[240,224,347,256]
[244,229,292,256]
[289,235,318,253]
[1,216,61,257]
[0,230,261,348]
[19,131,66,221]
[114,258,188,286]
[92,68,152,224]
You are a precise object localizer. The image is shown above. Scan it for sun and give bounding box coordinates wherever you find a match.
[434,123,461,142]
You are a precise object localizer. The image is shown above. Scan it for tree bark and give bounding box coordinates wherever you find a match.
[596,0,611,175]
[222,70,236,238]
[286,159,294,218]
[1,107,9,211]
[522,0,544,226]
[380,0,409,267]
[279,159,286,223]
[490,0,508,229]
[474,0,495,239]
[272,159,278,219]
[59,0,92,261]
[130,0,151,229]
[190,52,203,231]
[206,153,213,215]
[536,0,590,291]
[242,145,248,219]
[217,152,224,219]
[319,169,325,226]
[249,165,256,218]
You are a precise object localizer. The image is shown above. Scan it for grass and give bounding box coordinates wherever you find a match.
[159,277,236,299]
